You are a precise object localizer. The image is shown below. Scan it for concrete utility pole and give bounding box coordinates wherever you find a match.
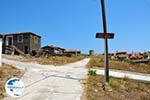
[96,0,114,90]
[0,37,2,66]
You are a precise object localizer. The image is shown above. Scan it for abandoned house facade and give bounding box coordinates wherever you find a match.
[37,45,81,57]
[64,49,81,56]
[1,32,41,56]
[38,45,65,56]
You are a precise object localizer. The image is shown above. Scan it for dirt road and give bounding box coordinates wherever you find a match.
[2,58,90,100]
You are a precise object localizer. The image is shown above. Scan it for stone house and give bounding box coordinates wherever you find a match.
[64,49,81,56]
[113,52,128,60]
[39,45,65,56]
[1,32,41,55]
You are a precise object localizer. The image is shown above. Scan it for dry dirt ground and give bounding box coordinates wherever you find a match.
[2,58,90,100]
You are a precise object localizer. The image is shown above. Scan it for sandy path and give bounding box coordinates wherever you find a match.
[2,58,90,100]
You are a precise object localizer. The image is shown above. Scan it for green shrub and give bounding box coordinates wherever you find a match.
[88,70,97,76]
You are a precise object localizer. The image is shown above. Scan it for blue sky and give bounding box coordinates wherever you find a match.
[0,0,150,53]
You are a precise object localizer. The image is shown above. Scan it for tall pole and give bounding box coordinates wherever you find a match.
[0,38,2,67]
[100,0,109,87]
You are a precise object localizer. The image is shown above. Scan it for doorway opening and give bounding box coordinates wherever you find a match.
[24,46,29,54]
[6,36,13,46]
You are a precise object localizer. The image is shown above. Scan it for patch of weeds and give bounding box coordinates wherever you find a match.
[123,59,136,65]
[87,56,150,74]
[0,70,4,78]
[85,75,150,100]
[39,55,85,65]
[0,65,24,99]
[87,55,104,68]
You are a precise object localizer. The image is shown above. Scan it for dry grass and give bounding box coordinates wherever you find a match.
[3,55,85,65]
[0,65,24,99]
[87,56,104,68]
[87,56,150,74]
[35,55,85,65]
[84,75,150,100]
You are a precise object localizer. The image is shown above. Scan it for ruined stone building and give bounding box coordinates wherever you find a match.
[0,32,41,56]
